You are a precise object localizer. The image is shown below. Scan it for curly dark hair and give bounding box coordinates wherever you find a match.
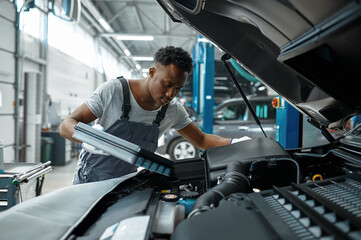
[155,46,193,73]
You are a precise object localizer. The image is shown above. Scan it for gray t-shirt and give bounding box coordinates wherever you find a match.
[85,78,192,138]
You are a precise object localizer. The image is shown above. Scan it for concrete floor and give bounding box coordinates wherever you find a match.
[41,158,78,194]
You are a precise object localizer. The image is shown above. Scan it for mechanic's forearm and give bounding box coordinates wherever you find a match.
[59,118,82,143]
[201,134,231,150]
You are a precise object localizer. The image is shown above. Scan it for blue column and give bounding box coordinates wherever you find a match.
[275,97,300,149]
[201,42,215,134]
[192,38,203,115]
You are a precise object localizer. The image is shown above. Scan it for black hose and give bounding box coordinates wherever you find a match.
[189,161,251,216]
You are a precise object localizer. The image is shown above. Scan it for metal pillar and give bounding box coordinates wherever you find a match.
[192,36,215,134]
[24,73,43,163]
[192,37,203,115]
[201,43,215,134]
[274,97,300,149]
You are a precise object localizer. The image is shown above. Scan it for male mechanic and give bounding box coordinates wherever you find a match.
[59,46,233,184]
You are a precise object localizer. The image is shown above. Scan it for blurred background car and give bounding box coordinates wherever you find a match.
[157,96,276,160]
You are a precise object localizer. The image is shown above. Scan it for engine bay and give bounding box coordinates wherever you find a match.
[64,130,361,240]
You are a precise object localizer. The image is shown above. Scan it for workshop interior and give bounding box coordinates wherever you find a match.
[1,0,361,239]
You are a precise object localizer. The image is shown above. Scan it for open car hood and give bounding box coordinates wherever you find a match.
[157,0,361,129]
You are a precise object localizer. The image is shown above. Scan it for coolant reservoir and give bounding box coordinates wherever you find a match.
[152,194,185,234]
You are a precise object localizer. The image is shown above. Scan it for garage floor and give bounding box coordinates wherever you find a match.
[41,158,78,195]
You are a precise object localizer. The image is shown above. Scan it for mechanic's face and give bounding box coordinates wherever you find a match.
[149,63,188,107]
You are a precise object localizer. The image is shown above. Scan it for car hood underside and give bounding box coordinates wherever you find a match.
[158,0,361,129]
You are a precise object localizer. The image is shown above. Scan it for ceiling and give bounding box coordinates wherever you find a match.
[82,0,198,72]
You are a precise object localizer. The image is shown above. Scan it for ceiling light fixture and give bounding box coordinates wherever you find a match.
[124,49,131,56]
[197,38,210,42]
[98,18,111,31]
[142,69,149,73]
[133,56,154,61]
[143,73,148,78]
[136,64,141,70]
[116,35,154,41]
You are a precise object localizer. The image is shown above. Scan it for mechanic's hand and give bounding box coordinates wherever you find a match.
[82,124,110,155]
[230,136,251,144]
[82,142,110,155]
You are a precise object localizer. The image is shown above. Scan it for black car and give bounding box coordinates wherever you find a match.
[1,1,361,239]
[157,96,276,160]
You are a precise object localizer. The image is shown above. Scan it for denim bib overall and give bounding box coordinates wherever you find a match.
[73,77,168,184]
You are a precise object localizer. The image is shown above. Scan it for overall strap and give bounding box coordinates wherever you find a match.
[153,104,169,126]
[117,76,131,119]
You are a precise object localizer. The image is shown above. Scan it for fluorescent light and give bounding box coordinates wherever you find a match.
[98,18,111,31]
[142,68,149,73]
[133,56,154,61]
[124,49,131,56]
[116,35,154,41]
[143,73,148,78]
[197,38,210,42]
[136,64,141,70]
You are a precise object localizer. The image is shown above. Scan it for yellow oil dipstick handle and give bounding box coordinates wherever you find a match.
[312,174,323,182]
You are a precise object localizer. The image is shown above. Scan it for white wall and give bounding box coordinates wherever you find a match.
[0,1,16,162]
[0,1,131,163]
[48,46,95,120]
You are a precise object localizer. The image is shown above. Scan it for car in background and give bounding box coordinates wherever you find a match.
[157,102,200,160]
[157,96,276,160]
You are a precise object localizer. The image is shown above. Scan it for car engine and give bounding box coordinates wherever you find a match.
[63,127,361,240]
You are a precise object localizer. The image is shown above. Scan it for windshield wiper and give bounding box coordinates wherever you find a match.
[221,54,267,138]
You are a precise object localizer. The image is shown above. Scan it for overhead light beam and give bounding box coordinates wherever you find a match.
[116,35,154,41]
[133,56,154,61]
[124,49,131,56]
[99,33,195,39]
[197,38,210,42]
[98,18,111,31]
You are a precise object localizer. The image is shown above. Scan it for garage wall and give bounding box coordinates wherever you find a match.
[0,1,16,162]
[47,46,96,122]
[0,1,131,163]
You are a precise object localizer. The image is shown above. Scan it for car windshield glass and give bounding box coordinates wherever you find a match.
[247,101,276,121]
[221,104,246,120]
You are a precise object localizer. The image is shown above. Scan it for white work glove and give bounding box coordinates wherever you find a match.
[230,136,252,144]
[82,124,110,155]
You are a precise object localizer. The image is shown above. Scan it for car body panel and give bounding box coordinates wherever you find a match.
[0,172,139,240]
[159,0,361,129]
